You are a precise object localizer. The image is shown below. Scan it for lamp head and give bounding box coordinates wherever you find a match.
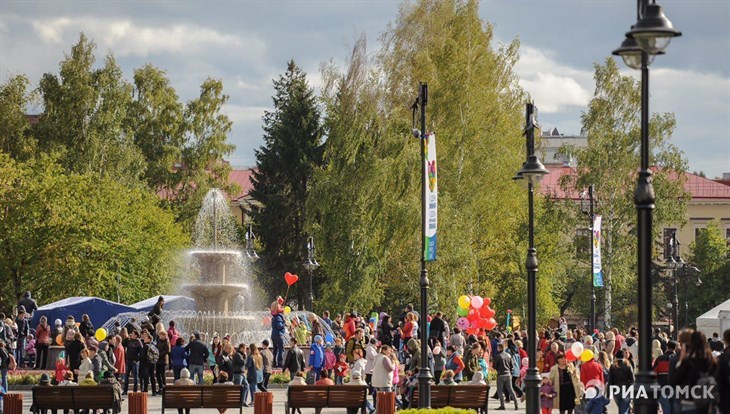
[627,2,682,55]
[518,155,549,185]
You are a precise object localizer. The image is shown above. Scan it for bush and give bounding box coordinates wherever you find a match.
[8,373,43,385]
[269,373,291,384]
[399,409,476,414]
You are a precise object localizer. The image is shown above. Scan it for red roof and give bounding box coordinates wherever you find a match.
[539,166,730,200]
[229,169,256,201]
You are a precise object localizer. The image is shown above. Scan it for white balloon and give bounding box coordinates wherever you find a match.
[571,341,584,356]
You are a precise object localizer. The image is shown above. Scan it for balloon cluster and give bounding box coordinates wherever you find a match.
[566,341,594,362]
[455,295,497,335]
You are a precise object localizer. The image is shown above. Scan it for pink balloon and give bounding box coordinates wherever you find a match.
[456,317,470,330]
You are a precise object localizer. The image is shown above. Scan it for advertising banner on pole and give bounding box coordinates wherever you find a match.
[423,133,437,262]
[593,215,604,287]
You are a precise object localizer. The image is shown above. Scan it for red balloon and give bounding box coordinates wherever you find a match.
[467,309,479,322]
[485,317,497,330]
[467,327,479,335]
[476,318,489,328]
[481,306,496,319]
[285,272,299,286]
[277,296,285,305]
[566,350,577,361]
[483,297,491,307]
[262,316,271,325]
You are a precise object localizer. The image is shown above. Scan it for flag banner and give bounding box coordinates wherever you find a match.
[593,215,603,287]
[423,132,437,262]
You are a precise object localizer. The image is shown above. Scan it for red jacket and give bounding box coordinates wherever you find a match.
[343,318,356,341]
[579,359,605,388]
[543,351,557,373]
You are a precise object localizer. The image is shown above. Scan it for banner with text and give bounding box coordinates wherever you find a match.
[592,214,603,287]
[423,133,437,261]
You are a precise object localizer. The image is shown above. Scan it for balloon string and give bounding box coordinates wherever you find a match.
[284,285,290,304]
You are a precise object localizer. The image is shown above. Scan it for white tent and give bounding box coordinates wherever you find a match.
[696,298,730,338]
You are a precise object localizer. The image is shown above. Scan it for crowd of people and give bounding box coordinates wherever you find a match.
[1,295,729,414]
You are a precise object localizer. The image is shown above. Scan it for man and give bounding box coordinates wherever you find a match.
[17,292,38,317]
[185,333,209,385]
[123,330,142,395]
[322,311,333,329]
[709,332,724,353]
[331,314,343,335]
[715,329,730,414]
[346,328,366,363]
[494,341,518,410]
[283,337,305,381]
[653,340,676,414]
[428,312,447,349]
[14,307,29,367]
[88,347,103,380]
[260,339,274,389]
[449,327,466,356]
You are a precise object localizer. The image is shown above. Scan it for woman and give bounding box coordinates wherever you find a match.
[67,332,85,382]
[549,353,583,414]
[209,335,222,377]
[597,351,611,386]
[671,330,717,414]
[432,339,446,383]
[173,368,195,414]
[603,332,616,360]
[444,345,465,383]
[245,344,264,406]
[309,315,324,340]
[651,339,663,363]
[77,348,93,381]
[112,335,126,381]
[608,350,634,414]
[170,337,187,381]
[401,313,416,344]
[155,329,171,390]
[232,343,249,406]
[34,315,51,369]
[378,315,395,347]
[167,321,180,346]
[371,345,395,392]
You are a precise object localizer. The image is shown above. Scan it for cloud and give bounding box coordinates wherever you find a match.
[223,104,270,125]
[29,17,265,58]
[514,46,594,113]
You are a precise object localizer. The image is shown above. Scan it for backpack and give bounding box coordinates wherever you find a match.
[146,344,160,364]
[694,370,718,413]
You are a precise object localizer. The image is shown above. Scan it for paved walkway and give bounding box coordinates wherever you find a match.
[10,385,621,413]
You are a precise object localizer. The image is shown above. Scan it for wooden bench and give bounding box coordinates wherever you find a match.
[162,385,245,414]
[412,384,490,413]
[32,385,116,414]
[285,385,369,414]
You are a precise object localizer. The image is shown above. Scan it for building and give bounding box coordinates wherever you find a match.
[228,168,257,226]
[539,127,587,168]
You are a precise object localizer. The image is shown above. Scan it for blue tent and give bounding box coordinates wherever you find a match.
[32,297,136,328]
[130,295,196,312]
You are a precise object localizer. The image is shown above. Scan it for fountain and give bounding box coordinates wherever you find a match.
[103,189,334,346]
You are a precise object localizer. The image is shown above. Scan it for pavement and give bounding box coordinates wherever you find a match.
[8,384,621,414]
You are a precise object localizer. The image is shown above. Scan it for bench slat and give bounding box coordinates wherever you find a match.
[33,386,115,410]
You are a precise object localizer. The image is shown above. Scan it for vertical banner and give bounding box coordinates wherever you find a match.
[423,133,437,261]
[592,215,604,287]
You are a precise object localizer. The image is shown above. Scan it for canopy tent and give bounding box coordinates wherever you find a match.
[31,297,135,328]
[129,295,196,312]
[696,298,730,338]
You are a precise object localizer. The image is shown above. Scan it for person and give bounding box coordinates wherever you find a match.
[79,371,97,386]
[260,339,274,388]
[140,331,158,395]
[170,337,187,381]
[406,338,432,376]
[315,372,334,385]
[0,340,9,400]
[167,321,180,347]
[543,342,559,374]
[428,312,447,349]
[98,342,117,379]
[651,339,662,362]
[351,348,367,379]
[331,314,343,336]
[450,327,466,356]
[346,329,366,363]
[444,345,465,383]
[55,354,68,384]
[209,334,222,377]
[270,301,286,368]
[715,329,730,414]
[149,296,164,326]
[283,337,305,381]
[603,331,616,360]
[322,343,336,379]
[88,346,104,380]
[123,329,142,394]
[77,348,93,383]
[671,330,717,414]
[584,385,610,414]
[232,344,248,406]
[53,319,63,338]
[308,335,325,382]
[343,313,356,341]
[378,315,395,347]
[218,343,234,385]
[334,353,348,385]
[463,343,481,383]
[100,370,123,414]
[495,341,518,410]
[401,313,417,344]
[0,374,4,414]
[35,315,51,370]
[579,351,605,389]
[111,336,126,381]
[363,337,378,386]
[469,370,487,385]
[17,291,38,316]
[372,345,395,393]
[709,332,724,353]
[78,314,94,340]
[608,350,634,414]
[653,340,676,414]
[245,344,264,406]
[215,371,234,385]
[185,332,209,385]
[540,374,557,414]
[14,307,29,367]
[155,329,171,390]
[66,332,85,382]
[288,371,307,386]
[549,352,582,414]
[432,339,446,383]
[347,371,375,414]
[173,368,195,414]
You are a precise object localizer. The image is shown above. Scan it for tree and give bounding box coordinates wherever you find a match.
[687,221,729,325]
[35,33,145,185]
[250,61,323,309]
[0,75,37,160]
[0,152,188,312]
[307,0,568,322]
[558,58,690,328]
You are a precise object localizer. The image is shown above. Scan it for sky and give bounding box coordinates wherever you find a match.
[1,0,728,178]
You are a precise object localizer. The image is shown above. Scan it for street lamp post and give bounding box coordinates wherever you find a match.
[303,237,320,311]
[665,232,701,333]
[580,185,596,332]
[513,102,548,414]
[613,2,681,412]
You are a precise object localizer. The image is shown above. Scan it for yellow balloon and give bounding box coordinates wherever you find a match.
[284,306,292,315]
[580,349,594,362]
[457,295,471,309]
[95,328,107,341]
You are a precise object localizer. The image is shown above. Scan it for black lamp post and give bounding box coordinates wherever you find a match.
[580,185,596,332]
[513,102,548,414]
[665,232,701,333]
[245,224,260,263]
[302,237,320,311]
[613,2,681,414]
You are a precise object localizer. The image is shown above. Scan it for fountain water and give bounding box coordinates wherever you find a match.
[103,189,334,345]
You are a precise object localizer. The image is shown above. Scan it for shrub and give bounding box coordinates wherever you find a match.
[8,373,43,385]
[269,373,291,384]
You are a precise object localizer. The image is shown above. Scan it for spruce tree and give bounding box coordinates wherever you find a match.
[250,61,323,308]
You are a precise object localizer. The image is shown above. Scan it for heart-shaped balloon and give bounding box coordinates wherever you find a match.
[485,318,497,330]
[285,272,299,286]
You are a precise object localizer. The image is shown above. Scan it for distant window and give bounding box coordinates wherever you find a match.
[663,228,676,260]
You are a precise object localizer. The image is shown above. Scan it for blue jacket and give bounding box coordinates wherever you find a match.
[308,343,325,369]
[170,345,188,367]
[245,355,263,383]
[271,313,286,336]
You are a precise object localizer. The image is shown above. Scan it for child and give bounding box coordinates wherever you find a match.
[539,374,557,414]
[324,343,336,379]
[439,369,457,385]
[333,337,345,360]
[518,356,529,401]
[25,334,36,368]
[55,355,68,384]
[334,353,348,385]
[585,386,610,414]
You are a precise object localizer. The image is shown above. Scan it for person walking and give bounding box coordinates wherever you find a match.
[549,353,582,414]
[715,329,730,414]
[245,344,264,406]
[283,337,305,381]
[608,350,634,414]
[671,331,717,414]
[495,341,518,410]
[260,339,274,389]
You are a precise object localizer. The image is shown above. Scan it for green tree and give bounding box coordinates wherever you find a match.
[250,61,323,309]
[0,152,188,312]
[35,33,145,185]
[558,58,690,329]
[687,221,729,325]
[0,75,38,160]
